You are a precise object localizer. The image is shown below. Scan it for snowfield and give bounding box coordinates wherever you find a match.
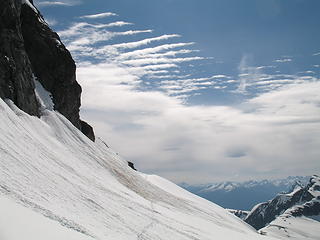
[0,195,93,240]
[0,94,278,240]
[260,216,320,240]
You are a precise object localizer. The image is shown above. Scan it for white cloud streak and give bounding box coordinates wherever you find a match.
[122,56,205,66]
[37,1,72,6]
[36,0,81,7]
[80,12,118,19]
[116,43,195,60]
[274,58,292,63]
[110,34,181,49]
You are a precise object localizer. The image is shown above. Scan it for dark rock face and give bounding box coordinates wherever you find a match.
[0,0,95,141]
[289,199,320,217]
[128,162,137,171]
[0,0,39,116]
[245,175,320,230]
[20,1,82,129]
[80,120,95,142]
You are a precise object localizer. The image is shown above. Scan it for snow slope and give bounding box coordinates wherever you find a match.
[0,195,93,240]
[260,216,320,240]
[0,97,277,240]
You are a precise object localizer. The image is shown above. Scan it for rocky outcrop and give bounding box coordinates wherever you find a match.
[20,1,82,129]
[0,0,39,116]
[0,0,95,141]
[228,209,249,220]
[128,161,137,171]
[80,120,95,142]
[245,175,320,230]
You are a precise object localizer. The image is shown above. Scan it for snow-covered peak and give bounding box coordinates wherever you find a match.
[197,176,310,193]
[245,175,319,232]
[309,175,320,198]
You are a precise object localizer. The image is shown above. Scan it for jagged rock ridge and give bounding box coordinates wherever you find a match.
[0,0,95,141]
[245,175,320,230]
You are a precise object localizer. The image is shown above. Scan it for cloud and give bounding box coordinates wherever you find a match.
[211,75,228,79]
[78,61,320,183]
[118,49,198,61]
[116,43,195,60]
[234,56,316,94]
[56,12,320,183]
[122,56,205,66]
[80,12,118,19]
[237,55,260,93]
[36,0,80,7]
[158,76,221,95]
[110,34,181,49]
[313,52,320,56]
[96,21,133,28]
[63,29,153,49]
[274,58,292,63]
[58,20,207,89]
[256,65,276,70]
[44,17,58,26]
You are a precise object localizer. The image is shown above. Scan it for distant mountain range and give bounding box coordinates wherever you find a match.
[180,176,310,210]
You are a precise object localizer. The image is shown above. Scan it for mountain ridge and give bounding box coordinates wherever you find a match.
[180,176,310,210]
[245,175,320,230]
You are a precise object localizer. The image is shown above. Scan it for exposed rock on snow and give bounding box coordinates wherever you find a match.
[128,161,137,171]
[228,209,249,220]
[80,120,95,142]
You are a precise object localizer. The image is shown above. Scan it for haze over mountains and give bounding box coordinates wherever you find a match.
[181,176,310,210]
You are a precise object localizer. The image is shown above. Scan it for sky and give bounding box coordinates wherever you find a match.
[34,0,320,184]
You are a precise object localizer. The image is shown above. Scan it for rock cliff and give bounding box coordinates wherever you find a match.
[0,0,95,141]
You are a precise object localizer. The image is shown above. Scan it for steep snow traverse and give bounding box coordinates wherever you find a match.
[0,98,278,240]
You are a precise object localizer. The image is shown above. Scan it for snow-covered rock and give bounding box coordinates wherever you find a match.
[227,209,249,220]
[245,175,320,239]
